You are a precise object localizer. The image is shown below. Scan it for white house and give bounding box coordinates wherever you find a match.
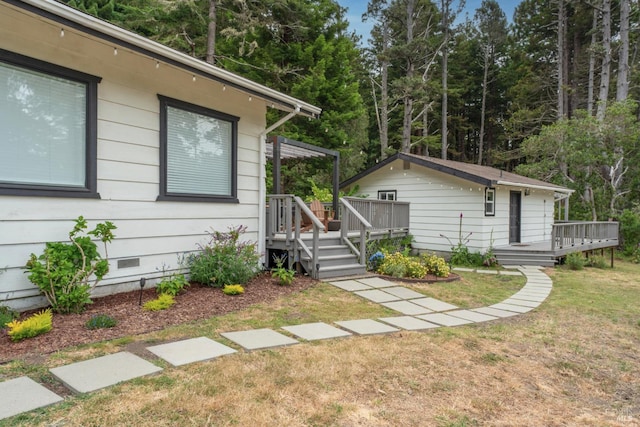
[340,153,574,255]
[0,0,321,310]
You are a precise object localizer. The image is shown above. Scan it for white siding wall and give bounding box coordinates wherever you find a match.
[0,6,267,309]
[349,159,556,254]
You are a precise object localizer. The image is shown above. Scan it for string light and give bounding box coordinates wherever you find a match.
[222,84,226,91]
[60,28,64,37]
[155,61,160,69]
[248,96,252,101]
[192,75,196,82]
[113,47,118,56]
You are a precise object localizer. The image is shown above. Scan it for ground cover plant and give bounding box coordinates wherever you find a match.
[1,261,639,426]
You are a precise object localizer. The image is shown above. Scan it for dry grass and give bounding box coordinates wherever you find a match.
[3,264,640,426]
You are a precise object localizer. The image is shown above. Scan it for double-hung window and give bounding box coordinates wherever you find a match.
[485,187,496,216]
[158,96,239,203]
[0,49,100,197]
[378,190,397,201]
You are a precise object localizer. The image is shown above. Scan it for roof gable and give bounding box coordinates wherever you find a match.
[341,153,572,194]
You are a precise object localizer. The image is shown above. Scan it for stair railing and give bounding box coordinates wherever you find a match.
[293,196,324,279]
[340,198,372,265]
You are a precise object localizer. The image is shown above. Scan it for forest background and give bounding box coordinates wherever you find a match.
[63,0,639,225]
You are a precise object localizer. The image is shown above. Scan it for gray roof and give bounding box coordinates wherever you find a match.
[341,153,573,194]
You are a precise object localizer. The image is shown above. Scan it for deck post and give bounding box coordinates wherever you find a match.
[610,247,614,268]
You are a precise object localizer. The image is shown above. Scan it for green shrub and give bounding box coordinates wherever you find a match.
[85,314,118,330]
[271,254,295,286]
[24,216,116,314]
[566,252,586,270]
[187,226,260,287]
[619,208,640,256]
[156,274,190,296]
[0,306,18,329]
[143,294,175,311]
[377,252,426,279]
[7,309,53,342]
[366,235,413,266]
[449,244,483,267]
[587,255,608,269]
[419,253,451,277]
[222,284,245,295]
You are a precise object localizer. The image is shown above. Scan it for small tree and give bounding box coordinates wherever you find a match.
[25,216,116,314]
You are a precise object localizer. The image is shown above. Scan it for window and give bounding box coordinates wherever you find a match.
[158,96,238,202]
[378,190,397,201]
[0,49,100,197]
[485,187,496,216]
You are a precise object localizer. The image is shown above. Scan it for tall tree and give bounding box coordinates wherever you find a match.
[616,0,631,101]
[596,0,612,121]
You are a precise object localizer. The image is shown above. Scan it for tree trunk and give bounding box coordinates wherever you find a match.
[587,8,597,116]
[441,0,449,160]
[478,48,489,165]
[557,0,565,119]
[206,0,217,65]
[380,22,390,159]
[596,0,611,121]
[402,0,415,153]
[616,0,630,101]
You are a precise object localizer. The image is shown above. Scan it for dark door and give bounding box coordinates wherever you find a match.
[509,191,521,243]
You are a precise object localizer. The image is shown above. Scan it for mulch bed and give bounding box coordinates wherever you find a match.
[376,272,461,284]
[0,273,318,364]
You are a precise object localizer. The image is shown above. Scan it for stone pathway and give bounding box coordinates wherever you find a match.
[0,266,551,421]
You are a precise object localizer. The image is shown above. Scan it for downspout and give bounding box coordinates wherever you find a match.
[258,106,300,265]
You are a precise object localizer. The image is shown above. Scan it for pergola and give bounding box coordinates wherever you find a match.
[265,135,340,214]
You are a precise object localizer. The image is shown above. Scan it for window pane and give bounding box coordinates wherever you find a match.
[0,62,86,187]
[166,106,231,196]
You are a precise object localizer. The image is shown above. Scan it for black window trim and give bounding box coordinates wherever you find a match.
[485,187,496,216]
[378,190,397,201]
[0,49,101,199]
[157,95,239,203]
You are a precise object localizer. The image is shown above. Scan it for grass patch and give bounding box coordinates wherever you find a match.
[2,261,640,426]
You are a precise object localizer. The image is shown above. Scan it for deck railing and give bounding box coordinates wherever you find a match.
[551,221,619,250]
[340,198,372,265]
[341,197,410,233]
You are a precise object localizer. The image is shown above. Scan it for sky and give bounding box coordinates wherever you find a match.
[337,0,520,44]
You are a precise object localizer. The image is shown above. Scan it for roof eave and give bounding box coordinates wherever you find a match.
[10,0,321,118]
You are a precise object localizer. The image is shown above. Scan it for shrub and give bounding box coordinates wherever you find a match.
[377,251,428,279]
[565,252,586,270]
[587,255,608,269]
[187,226,260,287]
[7,309,53,342]
[0,306,18,329]
[271,254,295,286]
[156,274,190,296]
[24,216,116,314]
[85,314,118,330]
[222,284,245,295]
[419,253,451,278]
[143,294,175,311]
[619,208,640,256]
[366,235,413,265]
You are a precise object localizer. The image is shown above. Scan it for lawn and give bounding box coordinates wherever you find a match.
[1,263,639,426]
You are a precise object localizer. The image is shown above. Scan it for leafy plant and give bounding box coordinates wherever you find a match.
[7,309,53,342]
[186,225,260,287]
[24,216,116,314]
[143,294,175,311]
[377,251,427,279]
[271,254,295,286]
[441,213,483,266]
[620,208,640,256]
[0,305,18,329]
[586,255,608,269]
[419,253,451,278]
[222,284,245,295]
[368,251,385,271]
[156,273,190,296]
[85,314,118,330]
[565,252,586,270]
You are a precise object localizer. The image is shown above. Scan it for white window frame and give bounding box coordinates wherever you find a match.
[378,190,397,201]
[158,96,239,203]
[485,187,496,216]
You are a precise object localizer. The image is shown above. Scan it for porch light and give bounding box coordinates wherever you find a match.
[525,188,531,196]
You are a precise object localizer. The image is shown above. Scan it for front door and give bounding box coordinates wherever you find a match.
[509,191,522,243]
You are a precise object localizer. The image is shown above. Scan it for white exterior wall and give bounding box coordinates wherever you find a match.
[349,159,556,254]
[0,5,267,310]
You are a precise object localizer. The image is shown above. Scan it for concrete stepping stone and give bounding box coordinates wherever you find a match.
[498,270,522,276]
[452,267,475,272]
[410,297,458,312]
[328,280,372,291]
[446,310,498,323]
[50,352,162,394]
[147,337,236,367]
[356,277,396,288]
[510,293,548,302]
[502,298,541,308]
[381,300,432,315]
[354,289,401,303]
[490,303,533,314]
[473,307,519,318]
[378,316,440,331]
[475,269,498,274]
[334,319,400,335]
[416,313,472,327]
[221,328,298,351]
[0,377,63,421]
[382,286,425,300]
[282,322,351,341]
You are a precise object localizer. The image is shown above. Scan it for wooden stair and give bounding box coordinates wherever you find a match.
[298,235,367,279]
[493,248,557,267]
